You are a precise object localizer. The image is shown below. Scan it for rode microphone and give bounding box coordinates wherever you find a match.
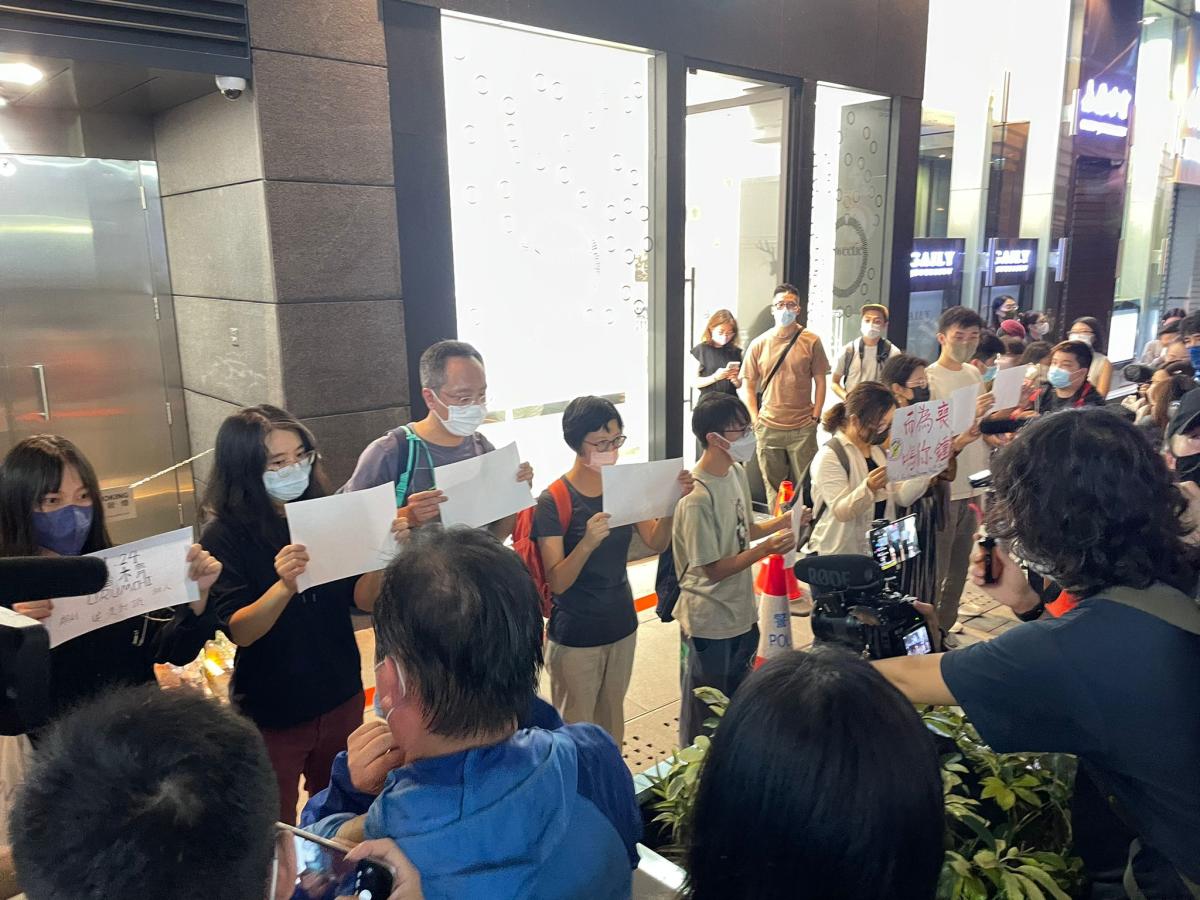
[0,556,109,735]
[794,554,884,596]
[0,555,109,606]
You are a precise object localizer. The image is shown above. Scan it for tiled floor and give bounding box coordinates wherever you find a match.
[352,559,1017,775]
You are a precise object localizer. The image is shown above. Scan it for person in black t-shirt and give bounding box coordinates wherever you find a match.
[875,409,1200,896]
[535,396,693,745]
[1035,341,1106,415]
[201,405,406,823]
[692,309,743,398]
[0,434,221,730]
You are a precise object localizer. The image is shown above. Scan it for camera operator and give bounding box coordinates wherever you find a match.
[875,408,1200,897]
[1137,362,1197,448]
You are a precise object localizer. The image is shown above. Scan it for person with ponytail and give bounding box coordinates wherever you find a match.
[802,383,930,558]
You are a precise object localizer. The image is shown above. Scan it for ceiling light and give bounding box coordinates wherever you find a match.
[938,153,947,158]
[0,96,7,107]
[1140,14,1160,24]
[0,63,43,86]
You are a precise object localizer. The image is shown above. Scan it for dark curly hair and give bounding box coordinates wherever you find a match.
[988,407,1199,596]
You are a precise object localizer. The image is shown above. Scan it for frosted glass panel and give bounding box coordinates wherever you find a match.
[442,16,652,485]
[808,84,892,353]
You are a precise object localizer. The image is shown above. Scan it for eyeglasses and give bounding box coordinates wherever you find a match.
[905,381,928,390]
[772,300,800,312]
[583,434,627,452]
[266,450,316,472]
[721,426,751,440]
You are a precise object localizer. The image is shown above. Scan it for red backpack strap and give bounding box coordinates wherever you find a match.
[1074,383,1094,408]
[548,478,572,533]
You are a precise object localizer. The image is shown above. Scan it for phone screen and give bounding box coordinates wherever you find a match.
[275,825,356,900]
[869,514,920,570]
[903,623,933,656]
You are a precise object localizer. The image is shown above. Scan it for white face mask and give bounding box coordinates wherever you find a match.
[1034,322,1050,338]
[262,457,313,503]
[861,321,884,340]
[717,430,757,464]
[712,331,731,347]
[773,308,797,328]
[433,394,487,437]
[1069,332,1094,347]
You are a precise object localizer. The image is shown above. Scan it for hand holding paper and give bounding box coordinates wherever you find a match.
[602,458,687,528]
[284,483,400,591]
[990,365,1026,411]
[42,526,201,649]
[437,443,535,528]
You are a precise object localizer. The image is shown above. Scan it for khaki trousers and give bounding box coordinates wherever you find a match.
[547,631,638,747]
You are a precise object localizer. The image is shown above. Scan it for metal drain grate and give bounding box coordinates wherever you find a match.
[622,713,681,772]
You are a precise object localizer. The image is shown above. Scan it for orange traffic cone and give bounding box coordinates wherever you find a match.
[755,553,793,667]
[755,479,804,602]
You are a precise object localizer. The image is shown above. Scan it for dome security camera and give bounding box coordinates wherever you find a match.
[215,75,248,101]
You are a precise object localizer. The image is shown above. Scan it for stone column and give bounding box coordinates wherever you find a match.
[154,0,406,492]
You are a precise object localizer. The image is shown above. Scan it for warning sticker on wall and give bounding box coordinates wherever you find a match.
[101,486,137,522]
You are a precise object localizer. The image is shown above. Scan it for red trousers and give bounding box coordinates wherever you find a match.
[259,692,364,824]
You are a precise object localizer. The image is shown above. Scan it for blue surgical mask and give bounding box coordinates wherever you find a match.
[773,308,797,328]
[982,365,998,383]
[32,504,94,556]
[1046,366,1072,390]
[1188,346,1200,371]
[263,457,313,503]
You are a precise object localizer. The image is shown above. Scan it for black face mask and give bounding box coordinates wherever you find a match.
[909,386,931,405]
[1176,452,1200,484]
[868,428,890,446]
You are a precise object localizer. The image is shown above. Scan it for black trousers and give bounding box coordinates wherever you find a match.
[678,625,759,747]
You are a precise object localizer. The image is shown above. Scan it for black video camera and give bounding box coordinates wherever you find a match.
[0,555,108,735]
[794,555,933,659]
[1123,362,1158,385]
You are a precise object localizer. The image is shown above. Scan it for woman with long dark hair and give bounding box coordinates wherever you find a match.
[0,435,220,726]
[686,649,944,900]
[200,405,404,823]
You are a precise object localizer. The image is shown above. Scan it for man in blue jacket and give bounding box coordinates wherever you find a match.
[303,526,641,899]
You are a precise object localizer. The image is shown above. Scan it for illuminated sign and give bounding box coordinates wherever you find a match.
[909,238,964,292]
[986,238,1038,287]
[1077,78,1133,139]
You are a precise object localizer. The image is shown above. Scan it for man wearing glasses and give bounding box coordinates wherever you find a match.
[340,340,533,541]
[741,284,830,508]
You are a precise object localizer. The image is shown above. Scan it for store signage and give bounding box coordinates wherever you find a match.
[1077,78,1133,139]
[987,238,1038,287]
[909,238,965,292]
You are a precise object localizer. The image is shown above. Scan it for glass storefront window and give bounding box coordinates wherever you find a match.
[808,84,892,355]
[441,15,652,483]
[683,69,788,459]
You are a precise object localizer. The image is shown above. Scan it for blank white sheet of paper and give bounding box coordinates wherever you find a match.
[602,458,685,528]
[43,526,199,649]
[286,482,398,592]
[437,442,534,529]
[991,365,1026,411]
[949,383,979,435]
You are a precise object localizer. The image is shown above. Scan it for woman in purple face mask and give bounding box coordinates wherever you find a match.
[0,435,220,731]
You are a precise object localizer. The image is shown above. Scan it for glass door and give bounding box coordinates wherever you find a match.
[682,70,790,462]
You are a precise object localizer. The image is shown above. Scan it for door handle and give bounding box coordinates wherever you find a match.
[30,364,49,421]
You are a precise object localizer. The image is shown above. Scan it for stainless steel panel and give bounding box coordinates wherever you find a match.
[0,154,185,543]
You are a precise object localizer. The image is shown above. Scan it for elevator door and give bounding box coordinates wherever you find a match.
[0,156,187,543]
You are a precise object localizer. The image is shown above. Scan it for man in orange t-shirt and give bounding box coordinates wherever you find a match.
[741,284,830,509]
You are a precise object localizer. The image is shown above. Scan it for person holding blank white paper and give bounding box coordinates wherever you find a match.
[535,396,693,744]
[0,434,221,732]
[200,405,407,823]
[340,340,533,541]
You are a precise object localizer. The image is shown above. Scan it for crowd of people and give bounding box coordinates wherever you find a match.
[0,285,1198,898]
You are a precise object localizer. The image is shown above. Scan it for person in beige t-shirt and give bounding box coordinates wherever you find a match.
[742,284,830,508]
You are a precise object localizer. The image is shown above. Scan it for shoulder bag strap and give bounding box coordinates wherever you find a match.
[394,426,435,507]
[761,328,804,395]
[549,478,573,533]
[809,439,852,528]
[1097,582,1200,635]
[842,342,857,382]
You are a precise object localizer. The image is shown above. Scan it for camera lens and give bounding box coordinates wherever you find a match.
[1123,363,1157,384]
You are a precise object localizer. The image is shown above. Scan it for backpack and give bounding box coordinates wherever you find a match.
[800,439,852,530]
[392,425,435,507]
[840,339,893,384]
[511,479,572,619]
[654,480,713,623]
